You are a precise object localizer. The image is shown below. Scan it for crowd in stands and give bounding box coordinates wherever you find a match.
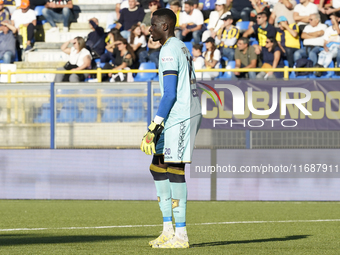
[0,0,340,80]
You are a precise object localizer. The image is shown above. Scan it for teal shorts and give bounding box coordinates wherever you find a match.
[156,114,202,163]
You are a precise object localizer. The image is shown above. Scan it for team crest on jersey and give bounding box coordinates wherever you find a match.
[161,57,174,62]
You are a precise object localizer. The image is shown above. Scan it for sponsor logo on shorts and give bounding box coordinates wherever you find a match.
[164,148,171,155]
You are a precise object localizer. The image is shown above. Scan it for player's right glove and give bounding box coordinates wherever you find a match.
[140,121,164,155]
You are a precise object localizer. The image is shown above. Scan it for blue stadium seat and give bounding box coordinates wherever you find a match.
[76,103,98,122]
[35,6,44,16]
[134,62,157,81]
[236,21,250,32]
[33,103,50,123]
[309,61,335,79]
[184,42,193,56]
[284,60,289,67]
[218,60,235,80]
[57,101,80,123]
[108,23,116,30]
[325,20,332,26]
[101,98,123,122]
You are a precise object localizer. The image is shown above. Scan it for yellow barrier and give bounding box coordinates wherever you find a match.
[1,66,340,82]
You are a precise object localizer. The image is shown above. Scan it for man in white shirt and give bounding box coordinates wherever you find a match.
[293,0,318,34]
[270,0,297,27]
[176,0,204,44]
[11,0,37,52]
[293,13,327,66]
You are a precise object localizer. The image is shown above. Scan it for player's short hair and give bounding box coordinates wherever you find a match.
[193,44,203,52]
[170,0,181,7]
[153,8,177,27]
[185,0,195,6]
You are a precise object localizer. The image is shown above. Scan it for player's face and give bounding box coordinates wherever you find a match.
[149,15,164,42]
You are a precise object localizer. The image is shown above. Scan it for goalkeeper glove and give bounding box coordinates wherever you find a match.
[140,121,164,155]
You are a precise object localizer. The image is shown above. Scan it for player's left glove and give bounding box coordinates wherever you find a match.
[140,121,164,155]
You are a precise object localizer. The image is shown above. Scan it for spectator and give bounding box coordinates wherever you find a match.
[315,13,340,76]
[176,0,204,45]
[269,0,297,27]
[169,0,181,29]
[129,23,147,64]
[103,38,136,82]
[55,37,92,82]
[313,0,332,23]
[293,0,318,34]
[257,37,284,79]
[249,0,271,25]
[243,12,277,54]
[141,0,161,36]
[105,0,128,32]
[202,36,221,79]
[0,0,11,22]
[216,14,239,61]
[232,0,252,21]
[276,16,300,67]
[116,0,145,39]
[100,28,123,64]
[0,20,16,63]
[29,0,47,10]
[86,18,106,60]
[198,0,216,20]
[192,44,207,79]
[201,0,230,42]
[42,0,74,32]
[138,0,163,11]
[234,37,257,79]
[293,13,327,66]
[139,35,161,67]
[323,0,340,17]
[11,0,36,52]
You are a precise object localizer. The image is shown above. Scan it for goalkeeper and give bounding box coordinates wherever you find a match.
[140,8,202,249]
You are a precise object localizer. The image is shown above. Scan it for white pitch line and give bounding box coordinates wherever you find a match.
[1,219,340,232]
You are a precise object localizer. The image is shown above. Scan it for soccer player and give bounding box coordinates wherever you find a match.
[140,8,202,249]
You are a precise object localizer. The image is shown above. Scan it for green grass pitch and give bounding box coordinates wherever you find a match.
[1,200,340,254]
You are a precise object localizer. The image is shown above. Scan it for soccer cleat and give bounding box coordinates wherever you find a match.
[152,235,189,248]
[149,231,174,247]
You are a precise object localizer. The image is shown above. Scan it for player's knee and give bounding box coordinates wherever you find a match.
[150,164,168,181]
[167,166,186,183]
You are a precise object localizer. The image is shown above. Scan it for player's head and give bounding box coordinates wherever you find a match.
[150,8,177,44]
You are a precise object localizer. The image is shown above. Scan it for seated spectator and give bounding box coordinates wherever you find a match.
[243,12,277,54]
[233,37,257,79]
[199,0,217,20]
[249,0,271,26]
[139,36,161,68]
[257,37,285,79]
[312,0,332,23]
[232,0,252,21]
[103,38,136,82]
[11,0,36,52]
[293,0,318,35]
[42,0,74,32]
[215,14,239,61]
[202,37,221,79]
[105,0,128,32]
[176,0,204,45]
[315,13,340,76]
[293,13,327,66]
[323,0,340,17]
[0,0,10,22]
[129,24,147,65]
[276,16,300,67]
[192,43,207,79]
[269,0,297,27]
[141,0,161,36]
[201,0,230,42]
[0,20,16,63]
[116,0,145,39]
[86,18,106,60]
[138,0,163,11]
[55,37,92,82]
[101,28,123,64]
[29,0,47,10]
[169,0,181,30]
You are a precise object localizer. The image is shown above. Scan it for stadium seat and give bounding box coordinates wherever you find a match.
[184,42,193,56]
[76,103,98,122]
[34,6,44,16]
[57,101,80,123]
[101,98,124,122]
[284,60,289,67]
[218,60,235,80]
[325,20,332,27]
[309,61,335,79]
[33,103,51,123]
[107,23,116,30]
[236,21,250,32]
[133,62,157,81]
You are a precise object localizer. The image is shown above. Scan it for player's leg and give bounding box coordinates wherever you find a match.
[149,134,174,247]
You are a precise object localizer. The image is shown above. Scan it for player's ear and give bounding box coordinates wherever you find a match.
[163,23,168,31]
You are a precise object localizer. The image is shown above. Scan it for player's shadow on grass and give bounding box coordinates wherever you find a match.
[191,235,310,248]
[0,234,150,246]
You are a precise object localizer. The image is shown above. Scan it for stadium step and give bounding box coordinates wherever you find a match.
[42,30,90,43]
[16,71,56,83]
[42,22,106,31]
[25,51,69,62]
[14,61,65,69]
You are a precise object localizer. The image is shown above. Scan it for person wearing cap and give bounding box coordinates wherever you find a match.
[243,11,277,54]
[275,15,300,67]
[215,14,239,60]
[0,0,11,23]
[202,36,221,78]
[201,0,231,42]
[293,13,327,66]
[234,37,258,79]
[176,0,204,45]
[42,0,74,33]
[269,0,297,28]
[11,0,36,52]
[0,20,17,63]
[314,13,340,76]
[293,0,318,35]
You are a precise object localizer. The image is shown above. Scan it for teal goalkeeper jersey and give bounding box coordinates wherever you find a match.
[158,37,201,128]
